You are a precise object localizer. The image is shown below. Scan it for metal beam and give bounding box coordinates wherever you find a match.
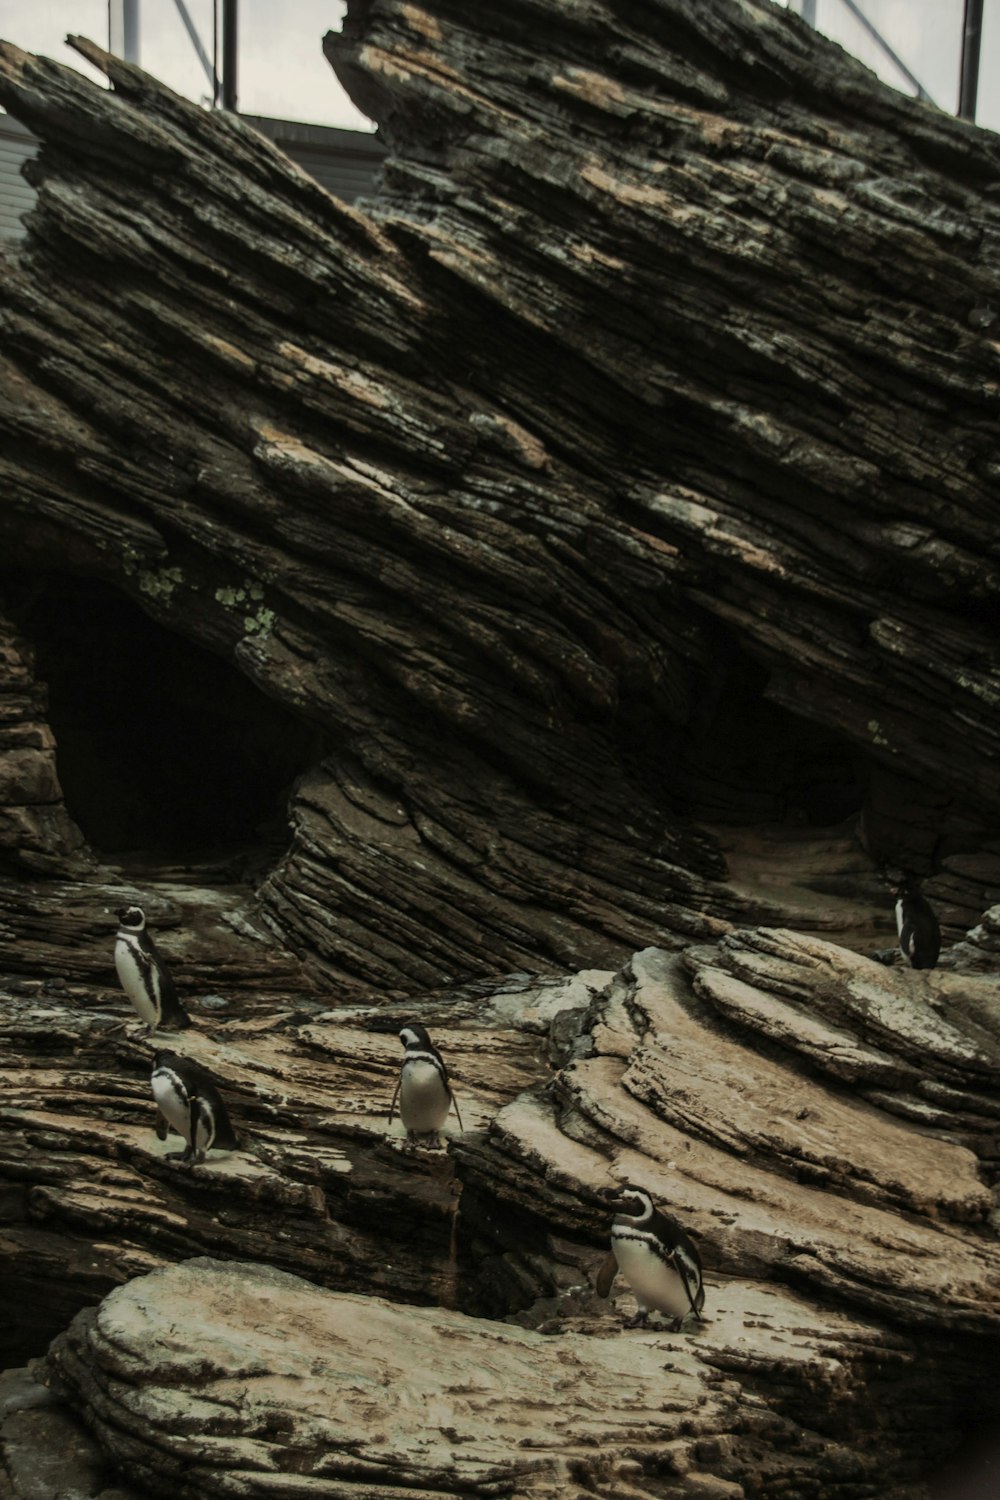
[109,0,141,64]
[123,0,140,63]
[959,0,985,121]
[221,0,238,112]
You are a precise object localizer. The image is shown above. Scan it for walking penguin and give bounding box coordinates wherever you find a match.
[596,1184,706,1330]
[892,876,941,970]
[389,1023,464,1145]
[150,1050,239,1164]
[114,904,192,1034]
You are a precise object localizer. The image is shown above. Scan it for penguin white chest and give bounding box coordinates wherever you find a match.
[613,1233,691,1322]
[151,1069,191,1140]
[895,899,919,958]
[115,937,159,1026]
[399,1058,450,1133]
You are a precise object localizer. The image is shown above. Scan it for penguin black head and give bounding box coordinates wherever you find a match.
[152,1049,180,1071]
[117,905,147,932]
[399,1023,433,1050]
[603,1183,655,1222]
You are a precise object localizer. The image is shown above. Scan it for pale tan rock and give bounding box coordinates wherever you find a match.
[39,1257,962,1500]
[3,927,1000,1495]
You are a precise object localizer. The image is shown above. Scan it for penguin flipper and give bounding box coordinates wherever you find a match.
[669,1247,705,1323]
[131,945,156,985]
[449,1087,464,1133]
[154,1109,170,1142]
[157,965,191,1027]
[595,1252,618,1299]
[197,1084,239,1151]
[388,1077,401,1127]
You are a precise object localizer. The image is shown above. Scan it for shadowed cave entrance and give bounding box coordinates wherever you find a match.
[667,623,898,951]
[5,573,327,868]
[675,624,868,830]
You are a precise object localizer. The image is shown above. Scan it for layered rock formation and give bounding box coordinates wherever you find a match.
[3,931,1000,1495]
[1,0,999,1494]
[0,0,998,987]
[31,1255,983,1499]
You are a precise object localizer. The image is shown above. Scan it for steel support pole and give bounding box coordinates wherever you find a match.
[222,0,238,112]
[959,0,985,121]
[110,0,141,63]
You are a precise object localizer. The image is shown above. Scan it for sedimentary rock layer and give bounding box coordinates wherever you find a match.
[2,929,999,1494]
[0,0,998,983]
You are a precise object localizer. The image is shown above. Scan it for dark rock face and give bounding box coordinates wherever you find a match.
[1,0,1000,1493]
[1,575,327,859]
[0,0,998,986]
[0,1365,142,1500]
[0,613,91,877]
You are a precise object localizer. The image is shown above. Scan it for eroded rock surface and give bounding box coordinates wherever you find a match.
[2,928,999,1496]
[32,1254,968,1500]
[0,0,999,1492]
[1,0,999,987]
[0,1366,140,1500]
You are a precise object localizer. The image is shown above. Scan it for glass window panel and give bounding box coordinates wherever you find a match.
[814,0,963,112]
[0,1,370,128]
[237,0,371,128]
[978,0,1000,132]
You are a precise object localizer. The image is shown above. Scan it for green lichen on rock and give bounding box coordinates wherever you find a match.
[215,585,247,608]
[213,580,273,637]
[137,565,184,601]
[216,580,267,612]
[243,608,276,637]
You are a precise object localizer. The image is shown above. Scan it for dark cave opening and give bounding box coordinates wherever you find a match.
[3,573,326,862]
[677,634,868,829]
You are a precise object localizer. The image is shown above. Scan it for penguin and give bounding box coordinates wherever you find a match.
[388,1023,464,1144]
[150,1050,238,1164]
[892,877,941,970]
[114,905,192,1034]
[596,1184,705,1330]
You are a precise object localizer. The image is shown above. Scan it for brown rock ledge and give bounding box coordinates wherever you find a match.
[2,929,1000,1495]
[29,1257,985,1499]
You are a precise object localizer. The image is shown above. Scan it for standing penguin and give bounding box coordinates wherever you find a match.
[892,877,941,970]
[114,905,192,1034]
[596,1184,705,1330]
[150,1050,239,1164]
[389,1023,464,1144]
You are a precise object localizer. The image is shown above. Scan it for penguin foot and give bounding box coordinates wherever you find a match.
[666,1312,708,1332]
[623,1310,649,1330]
